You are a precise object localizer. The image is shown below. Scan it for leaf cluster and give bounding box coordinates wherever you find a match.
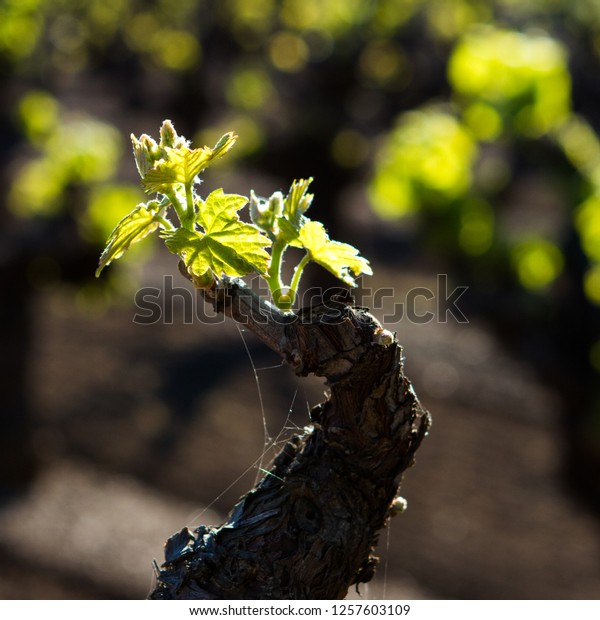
[97,121,372,309]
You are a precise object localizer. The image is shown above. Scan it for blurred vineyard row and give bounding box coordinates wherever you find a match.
[2,0,600,508]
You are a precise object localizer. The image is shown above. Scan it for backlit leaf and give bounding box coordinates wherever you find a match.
[163,189,271,284]
[96,204,164,276]
[296,220,372,286]
[196,188,248,231]
[141,132,237,193]
[283,177,314,229]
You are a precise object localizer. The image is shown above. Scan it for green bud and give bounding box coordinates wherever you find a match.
[159,120,178,148]
[213,132,231,151]
[131,133,162,178]
[267,191,284,218]
[249,190,261,223]
[249,190,285,236]
[212,132,237,157]
[249,190,271,229]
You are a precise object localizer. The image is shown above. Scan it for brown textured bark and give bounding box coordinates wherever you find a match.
[149,276,431,599]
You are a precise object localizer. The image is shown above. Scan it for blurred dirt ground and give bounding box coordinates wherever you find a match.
[1,258,599,599]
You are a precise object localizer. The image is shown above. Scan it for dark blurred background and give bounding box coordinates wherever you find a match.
[1,0,600,599]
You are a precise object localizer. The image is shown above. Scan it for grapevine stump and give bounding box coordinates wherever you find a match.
[149,277,431,600]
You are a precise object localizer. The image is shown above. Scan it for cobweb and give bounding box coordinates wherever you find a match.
[180,325,394,600]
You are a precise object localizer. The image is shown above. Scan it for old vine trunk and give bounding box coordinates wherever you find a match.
[149,276,431,599]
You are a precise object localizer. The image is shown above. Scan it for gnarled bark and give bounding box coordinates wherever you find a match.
[150,277,431,599]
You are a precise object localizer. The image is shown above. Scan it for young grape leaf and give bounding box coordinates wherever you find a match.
[282,177,313,231]
[283,178,314,221]
[296,220,373,286]
[263,178,313,245]
[196,188,248,231]
[162,189,271,284]
[140,132,237,194]
[248,179,314,243]
[96,204,164,276]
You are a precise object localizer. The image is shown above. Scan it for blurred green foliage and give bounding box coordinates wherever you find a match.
[1,0,600,506]
[450,27,571,137]
[365,20,600,384]
[1,0,599,319]
[369,109,478,218]
[369,25,578,293]
[10,91,125,220]
[2,0,600,361]
[0,0,201,72]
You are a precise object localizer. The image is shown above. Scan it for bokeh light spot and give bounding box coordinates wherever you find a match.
[459,199,494,255]
[584,264,600,305]
[575,195,600,262]
[463,102,503,141]
[150,29,200,71]
[226,67,274,111]
[268,31,308,73]
[359,41,407,88]
[17,90,60,145]
[84,184,146,243]
[331,129,370,168]
[511,237,564,290]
